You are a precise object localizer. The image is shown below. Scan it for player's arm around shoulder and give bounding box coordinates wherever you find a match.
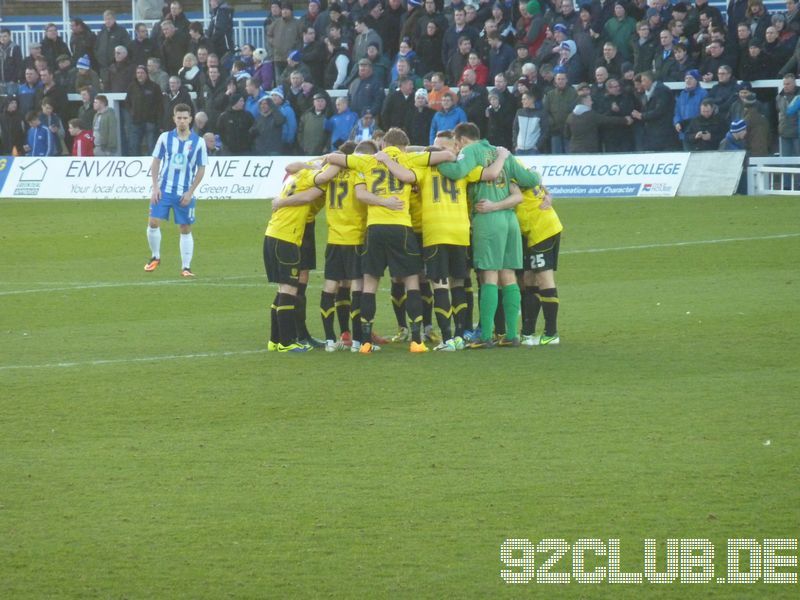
[481,146,511,181]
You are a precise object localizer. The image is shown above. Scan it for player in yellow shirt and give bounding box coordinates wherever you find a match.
[515,179,563,346]
[324,127,455,353]
[264,164,339,353]
[317,141,369,352]
[383,130,509,350]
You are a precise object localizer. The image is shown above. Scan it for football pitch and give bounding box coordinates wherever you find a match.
[1,195,798,598]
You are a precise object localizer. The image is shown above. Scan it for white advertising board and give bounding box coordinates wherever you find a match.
[516,153,690,198]
[0,156,292,200]
[0,152,692,200]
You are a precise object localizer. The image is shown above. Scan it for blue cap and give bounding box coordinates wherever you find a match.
[730,119,747,133]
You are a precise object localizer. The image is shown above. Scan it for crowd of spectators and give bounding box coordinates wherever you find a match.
[1,0,799,158]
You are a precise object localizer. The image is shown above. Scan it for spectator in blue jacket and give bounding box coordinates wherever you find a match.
[244,77,266,118]
[325,96,358,150]
[24,111,50,156]
[429,92,467,144]
[673,69,708,149]
[269,86,297,152]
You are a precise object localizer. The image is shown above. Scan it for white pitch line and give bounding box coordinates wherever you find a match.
[0,349,269,372]
[563,232,800,255]
[1,233,798,298]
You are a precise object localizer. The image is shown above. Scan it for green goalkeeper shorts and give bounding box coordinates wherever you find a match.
[471,210,523,271]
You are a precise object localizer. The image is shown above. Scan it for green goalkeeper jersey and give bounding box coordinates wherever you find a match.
[437,139,541,206]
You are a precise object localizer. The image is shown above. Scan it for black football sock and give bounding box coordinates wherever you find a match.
[539,288,559,336]
[522,286,540,335]
[335,286,351,335]
[277,292,298,346]
[406,289,423,343]
[390,281,407,329]
[433,288,453,341]
[351,290,363,343]
[450,285,467,337]
[464,275,475,330]
[494,287,506,336]
[320,291,336,341]
[421,279,433,328]
[296,282,310,339]
[359,291,376,344]
[270,293,280,344]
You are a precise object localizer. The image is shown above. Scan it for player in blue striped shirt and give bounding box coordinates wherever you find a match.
[145,103,208,277]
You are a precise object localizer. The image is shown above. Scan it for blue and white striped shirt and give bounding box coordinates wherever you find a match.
[152,130,208,195]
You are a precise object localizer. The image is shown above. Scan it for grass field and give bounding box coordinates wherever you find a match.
[1,195,799,598]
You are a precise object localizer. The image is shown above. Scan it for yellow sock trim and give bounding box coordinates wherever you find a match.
[391,294,408,307]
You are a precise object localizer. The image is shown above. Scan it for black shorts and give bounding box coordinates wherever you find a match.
[324,244,363,281]
[299,221,316,270]
[423,244,468,282]
[362,224,422,278]
[524,232,561,273]
[263,236,301,286]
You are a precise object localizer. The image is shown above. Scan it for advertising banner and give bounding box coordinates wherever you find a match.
[521,153,689,197]
[0,152,691,200]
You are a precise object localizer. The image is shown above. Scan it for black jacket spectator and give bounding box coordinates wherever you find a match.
[0,35,23,84]
[202,76,229,131]
[107,58,136,93]
[217,103,254,154]
[207,0,235,57]
[95,21,131,80]
[596,87,636,152]
[69,20,96,68]
[684,111,727,150]
[41,28,70,70]
[416,26,445,74]
[406,103,436,146]
[162,85,194,130]
[707,78,738,119]
[128,77,163,126]
[0,97,27,154]
[459,85,488,136]
[640,80,679,151]
[130,37,157,69]
[381,85,416,131]
[161,28,190,76]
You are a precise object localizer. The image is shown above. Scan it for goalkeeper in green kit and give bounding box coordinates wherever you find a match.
[437,123,541,348]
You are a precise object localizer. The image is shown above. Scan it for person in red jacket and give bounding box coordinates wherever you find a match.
[68,118,94,156]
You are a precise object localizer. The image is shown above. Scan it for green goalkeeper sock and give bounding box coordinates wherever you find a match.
[502,283,521,340]
[479,283,499,341]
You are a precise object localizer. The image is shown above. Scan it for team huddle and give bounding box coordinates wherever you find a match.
[142,107,562,353]
[263,121,564,353]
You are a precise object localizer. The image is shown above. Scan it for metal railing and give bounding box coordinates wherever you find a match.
[7,16,266,55]
[747,157,800,195]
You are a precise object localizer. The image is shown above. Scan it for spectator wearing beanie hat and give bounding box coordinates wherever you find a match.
[406,87,436,146]
[674,68,708,149]
[604,2,636,61]
[73,54,101,94]
[719,118,747,150]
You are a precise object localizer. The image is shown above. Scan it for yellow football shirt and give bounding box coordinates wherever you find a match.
[346,146,430,227]
[323,169,368,245]
[418,164,481,247]
[265,168,322,246]
[516,185,563,247]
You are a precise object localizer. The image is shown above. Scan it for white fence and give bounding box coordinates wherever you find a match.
[747,157,800,195]
[7,15,266,55]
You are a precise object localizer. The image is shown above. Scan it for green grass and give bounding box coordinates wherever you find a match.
[1,196,798,598]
